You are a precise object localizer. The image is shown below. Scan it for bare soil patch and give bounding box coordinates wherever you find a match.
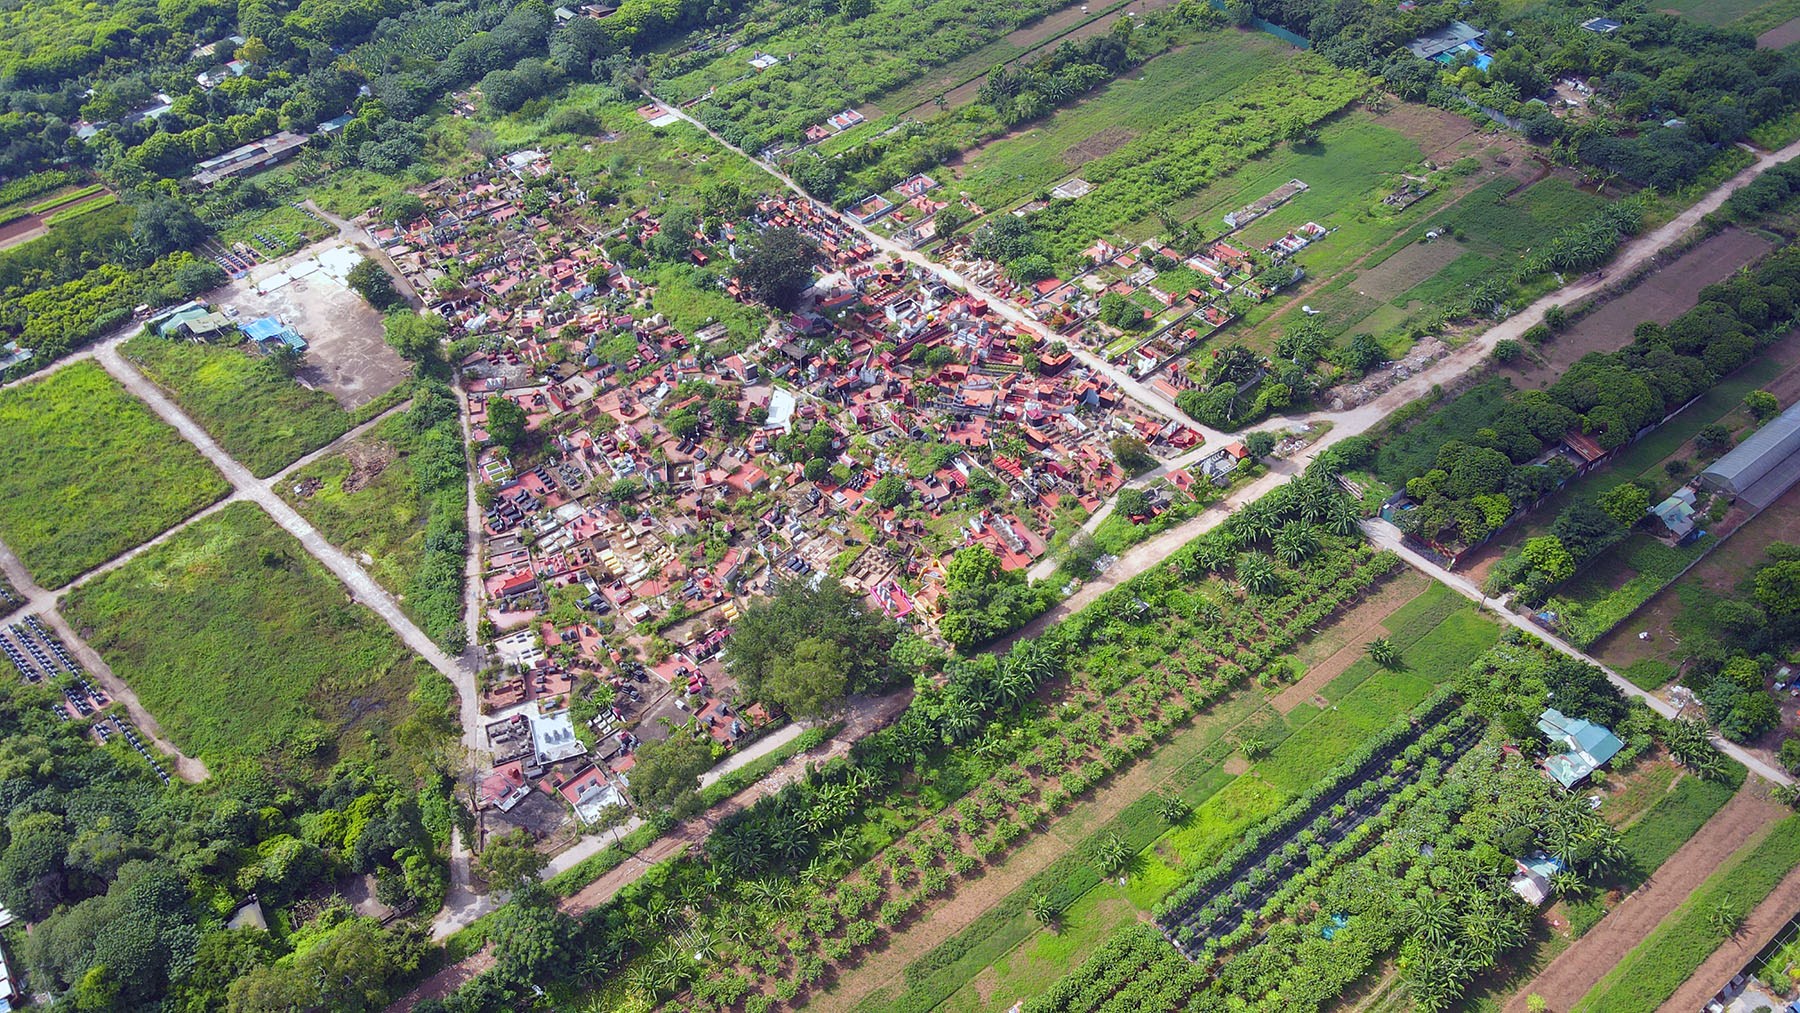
[341,439,397,493]
[1760,15,1800,48]
[1502,227,1775,389]
[1065,126,1136,168]
[1349,240,1465,303]
[1503,783,1787,1012]
[1368,101,1491,165]
[1222,754,1251,776]
[219,241,409,410]
[0,216,46,251]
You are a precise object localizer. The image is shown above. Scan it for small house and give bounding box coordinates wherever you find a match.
[1538,708,1623,789]
[1508,852,1565,906]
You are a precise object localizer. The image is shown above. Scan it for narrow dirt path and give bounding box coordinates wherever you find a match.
[1657,859,1800,1012]
[1504,783,1787,1011]
[1272,572,1427,713]
[91,341,483,750]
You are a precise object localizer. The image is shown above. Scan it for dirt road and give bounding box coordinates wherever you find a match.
[1506,784,1789,1012]
[91,342,485,751]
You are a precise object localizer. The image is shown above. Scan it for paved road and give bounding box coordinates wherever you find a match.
[1362,518,1795,786]
[91,342,485,751]
[643,93,1214,435]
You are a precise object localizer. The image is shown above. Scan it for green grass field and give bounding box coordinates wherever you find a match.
[1658,0,1791,26]
[950,33,1293,211]
[279,428,425,610]
[0,362,230,588]
[61,501,437,771]
[124,334,351,477]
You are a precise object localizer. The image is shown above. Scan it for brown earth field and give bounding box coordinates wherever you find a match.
[1503,782,1789,1013]
[1500,226,1776,389]
[1759,15,1800,48]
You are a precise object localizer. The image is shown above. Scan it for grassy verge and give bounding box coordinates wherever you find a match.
[61,501,440,773]
[698,724,836,807]
[1564,769,1743,935]
[124,333,352,477]
[0,362,230,587]
[279,383,467,648]
[1574,814,1800,1012]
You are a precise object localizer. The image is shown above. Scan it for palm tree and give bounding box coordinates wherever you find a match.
[1327,503,1360,536]
[1236,552,1281,596]
[1193,599,1223,624]
[1405,893,1455,947]
[1274,522,1317,566]
[1707,897,1742,935]
[1030,890,1060,926]
[1367,637,1399,668]
[1090,832,1129,876]
[1156,793,1192,825]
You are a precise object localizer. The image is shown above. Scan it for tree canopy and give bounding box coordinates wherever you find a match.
[724,574,898,705]
[737,226,817,310]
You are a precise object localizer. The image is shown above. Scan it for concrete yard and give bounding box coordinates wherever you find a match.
[213,240,410,409]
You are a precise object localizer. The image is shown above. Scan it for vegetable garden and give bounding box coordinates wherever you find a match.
[1154,694,1482,954]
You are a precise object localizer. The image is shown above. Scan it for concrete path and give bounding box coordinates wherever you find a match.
[91,342,485,751]
[1362,518,1794,786]
[0,533,212,782]
[303,199,424,308]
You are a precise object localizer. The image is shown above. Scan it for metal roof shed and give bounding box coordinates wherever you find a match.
[1699,400,1800,508]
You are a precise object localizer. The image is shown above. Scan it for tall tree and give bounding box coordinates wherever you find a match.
[738,226,817,310]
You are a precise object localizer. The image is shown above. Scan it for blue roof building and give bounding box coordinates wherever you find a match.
[242,316,307,352]
[1538,708,1623,789]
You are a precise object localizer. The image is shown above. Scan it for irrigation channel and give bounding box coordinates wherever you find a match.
[1157,697,1483,956]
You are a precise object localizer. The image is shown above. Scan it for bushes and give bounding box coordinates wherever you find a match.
[2,252,226,375]
[1153,690,1463,935]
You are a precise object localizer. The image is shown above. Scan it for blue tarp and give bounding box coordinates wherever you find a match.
[242,317,285,341]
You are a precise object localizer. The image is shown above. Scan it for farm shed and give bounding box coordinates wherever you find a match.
[1404,21,1483,60]
[1699,399,1800,509]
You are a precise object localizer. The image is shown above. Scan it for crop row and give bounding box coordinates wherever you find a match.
[1153,688,1458,929]
[700,537,1399,1003]
[1024,924,1208,1013]
[1179,713,1485,957]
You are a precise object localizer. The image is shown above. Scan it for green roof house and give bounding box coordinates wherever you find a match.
[1537,707,1623,789]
